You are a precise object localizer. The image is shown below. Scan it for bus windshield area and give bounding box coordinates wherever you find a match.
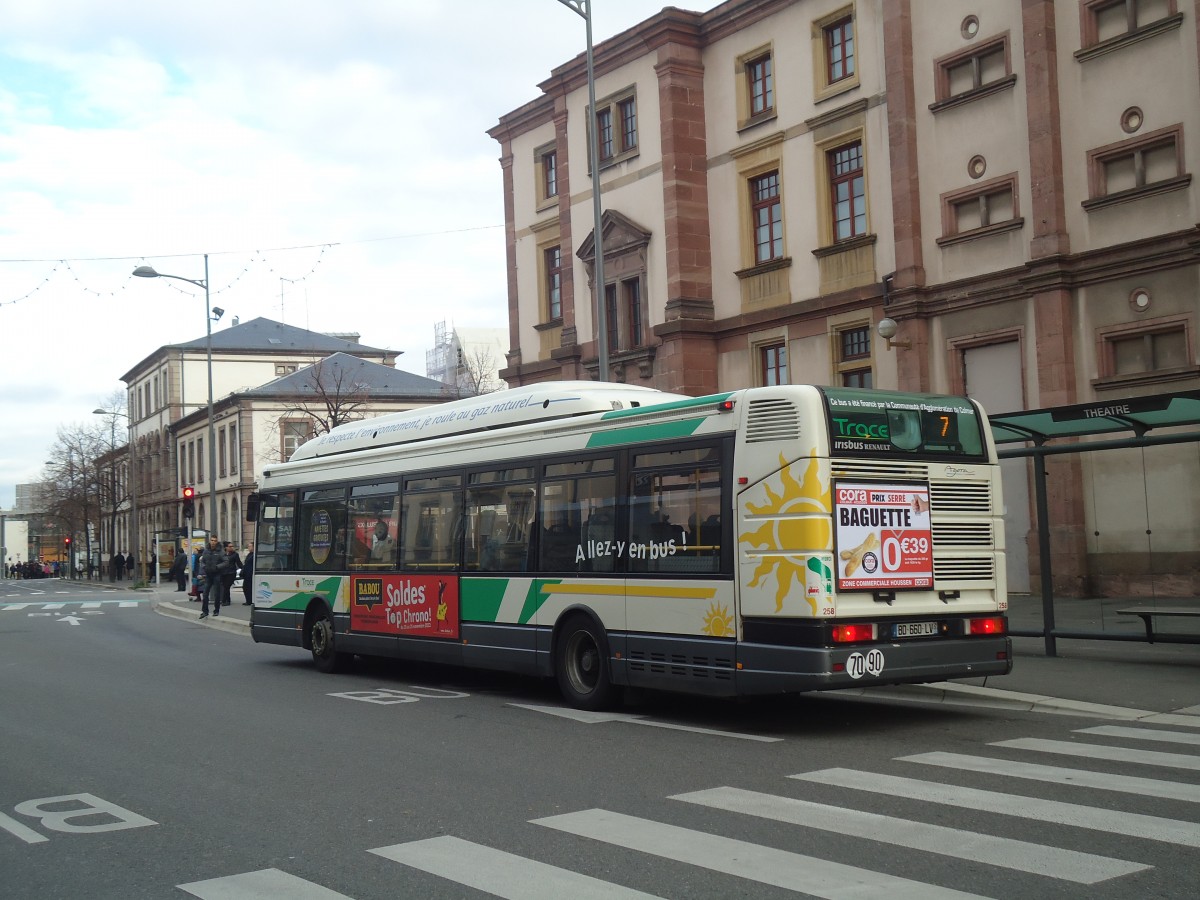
[822,388,985,459]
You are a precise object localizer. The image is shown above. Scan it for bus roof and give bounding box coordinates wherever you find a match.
[282,381,691,466]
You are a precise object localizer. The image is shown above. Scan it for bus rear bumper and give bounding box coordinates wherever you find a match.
[735,636,1012,695]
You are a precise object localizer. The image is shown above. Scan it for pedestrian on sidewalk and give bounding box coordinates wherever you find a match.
[168,552,188,592]
[198,535,227,620]
[220,542,242,607]
[240,543,255,605]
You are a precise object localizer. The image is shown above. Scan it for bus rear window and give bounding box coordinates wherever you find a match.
[822,388,985,459]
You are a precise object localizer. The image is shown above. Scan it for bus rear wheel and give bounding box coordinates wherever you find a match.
[310,607,349,674]
[556,615,619,710]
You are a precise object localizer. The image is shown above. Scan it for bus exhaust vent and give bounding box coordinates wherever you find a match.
[934,557,994,581]
[628,650,735,680]
[745,399,801,443]
[929,481,992,513]
[832,461,927,480]
[932,522,993,548]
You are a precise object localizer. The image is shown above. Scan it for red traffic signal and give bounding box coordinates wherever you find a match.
[64,537,72,546]
[182,486,196,500]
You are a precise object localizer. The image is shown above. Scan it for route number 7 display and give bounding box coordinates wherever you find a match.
[834,481,933,591]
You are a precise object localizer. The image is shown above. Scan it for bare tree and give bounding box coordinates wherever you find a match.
[260,357,373,464]
[39,422,108,569]
[454,344,504,398]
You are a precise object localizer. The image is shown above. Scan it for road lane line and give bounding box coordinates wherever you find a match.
[533,808,993,899]
[900,751,1200,803]
[672,786,1147,884]
[371,835,662,899]
[791,768,1200,848]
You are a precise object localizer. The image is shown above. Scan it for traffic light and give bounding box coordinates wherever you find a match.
[64,537,72,549]
[182,485,196,519]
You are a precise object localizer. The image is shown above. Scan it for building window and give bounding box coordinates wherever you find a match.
[747,53,774,117]
[275,364,297,376]
[1079,0,1181,53]
[590,90,638,169]
[836,324,873,387]
[1097,316,1191,384]
[604,283,619,355]
[932,35,1014,109]
[825,16,854,83]
[1084,125,1189,210]
[829,142,866,241]
[618,98,637,154]
[544,246,562,321]
[218,426,227,478]
[751,171,784,263]
[187,441,195,486]
[542,149,557,199]
[197,438,204,483]
[228,424,238,474]
[938,174,1022,245]
[625,278,643,348]
[760,342,788,386]
[282,420,310,462]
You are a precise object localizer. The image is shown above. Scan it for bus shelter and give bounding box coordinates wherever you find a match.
[988,389,1200,655]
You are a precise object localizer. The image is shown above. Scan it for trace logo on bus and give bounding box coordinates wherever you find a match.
[351,575,459,639]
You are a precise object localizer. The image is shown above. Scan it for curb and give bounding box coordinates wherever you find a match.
[153,598,251,636]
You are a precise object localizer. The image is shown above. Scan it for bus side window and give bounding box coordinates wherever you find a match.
[401,485,462,571]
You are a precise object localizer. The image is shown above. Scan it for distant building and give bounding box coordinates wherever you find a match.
[425,320,507,396]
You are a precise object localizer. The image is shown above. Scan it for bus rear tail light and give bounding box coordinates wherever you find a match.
[832,623,876,643]
[968,616,1006,635]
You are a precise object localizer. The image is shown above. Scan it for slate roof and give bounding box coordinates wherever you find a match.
[241,352,447,400]
[171,316,390,354]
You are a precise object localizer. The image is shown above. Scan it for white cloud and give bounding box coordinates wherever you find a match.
[0,0,724,504]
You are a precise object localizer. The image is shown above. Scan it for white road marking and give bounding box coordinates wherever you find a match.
[994,737,1200,771]
[371,835,663,899]
[792,768,1200,848]
[179,868,351,899]
[1075,725,1200,746]
[533,808,993,899]
[900,751,1200,803]
[511,703,781,742]
[671,786,1146,884]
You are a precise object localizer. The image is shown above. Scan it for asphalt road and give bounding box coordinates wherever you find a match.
[2,579,1199,899]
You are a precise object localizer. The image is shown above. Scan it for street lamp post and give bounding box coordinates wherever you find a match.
[133,257,220,540]
[557,0,609,381]
[92,407,137,582]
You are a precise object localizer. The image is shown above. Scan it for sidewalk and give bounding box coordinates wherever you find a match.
[144,578,253,636]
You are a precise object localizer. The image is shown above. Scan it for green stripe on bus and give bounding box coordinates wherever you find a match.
[586,417,705,448]
[599,392,734,420]
[520,579,560,625]
[461,578,507,622]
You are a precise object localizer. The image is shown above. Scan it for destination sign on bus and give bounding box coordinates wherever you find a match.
[351,574,459,639]
[822,388,984,459]
[834,481,933,591]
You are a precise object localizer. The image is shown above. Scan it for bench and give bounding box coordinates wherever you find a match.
[1116,606,1200,643]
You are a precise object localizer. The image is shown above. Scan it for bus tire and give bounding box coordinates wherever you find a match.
[555,614,619,711]
[309,605,349,674]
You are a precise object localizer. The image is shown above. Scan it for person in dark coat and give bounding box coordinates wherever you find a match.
[169,552,188,591]
[220,542,242,607]
[198,536,227,620]
[240,543,255,605]
[111,552,125,581]
[125,552,135,581]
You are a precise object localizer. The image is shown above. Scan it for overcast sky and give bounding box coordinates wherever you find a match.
[0,1,725,507]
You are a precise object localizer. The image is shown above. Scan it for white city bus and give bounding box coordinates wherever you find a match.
[247,380,1009,709]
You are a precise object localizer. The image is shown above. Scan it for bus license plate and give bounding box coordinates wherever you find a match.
[893,621,938,638]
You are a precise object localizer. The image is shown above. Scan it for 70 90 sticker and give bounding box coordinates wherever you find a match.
[846,648,885,679]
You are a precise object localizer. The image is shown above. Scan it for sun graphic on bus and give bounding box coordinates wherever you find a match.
[738,454,833,614]
[702,602,734,637]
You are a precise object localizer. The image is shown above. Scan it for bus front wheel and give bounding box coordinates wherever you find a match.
[310,607,349,674]
[556,615,619,710]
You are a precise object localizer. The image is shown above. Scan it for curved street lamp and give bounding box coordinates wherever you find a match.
[92,407,138,582]
[132,256,219,539]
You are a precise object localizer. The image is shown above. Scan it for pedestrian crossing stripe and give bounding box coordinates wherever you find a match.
[670,786,1147,884]
[1077,724,1200,746]
[371,835,662,899]
[899,750,1200,804]
[791,767,1200,848]
[180,867,351,899]
[0,601,140,610]
[994,737,1200,771]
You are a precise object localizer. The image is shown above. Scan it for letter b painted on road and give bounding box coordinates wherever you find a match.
[11,793,156,836]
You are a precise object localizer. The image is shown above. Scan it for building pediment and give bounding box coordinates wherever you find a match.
[576,210,652,263]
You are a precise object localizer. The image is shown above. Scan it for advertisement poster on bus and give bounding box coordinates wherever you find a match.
[350,574,459,638]
[833,481,932,591]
